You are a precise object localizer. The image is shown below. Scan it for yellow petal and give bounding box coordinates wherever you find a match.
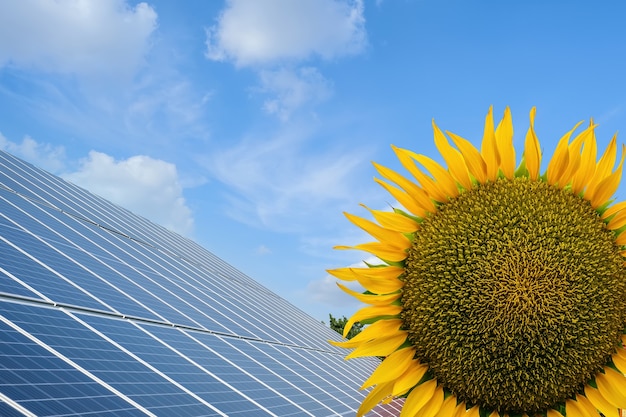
[357,381,395,417]
[587,134,618,196]
[481,106,500,181]
[487,410,500,417]
[602,201,626,220]
[327,265,403,282]
[374,162,436,213]
[465,405,480,417]
[584,385,620,417]
[343,305,403,339]
[415,384,444,417]
[362,205,420,233]
[393,360,429,396]
[346,331,408,359]
[566,398,588,417]
[546,122,583,185]
[330,318,403,347]
[596,368,626,408]
[495,107,515,179]
[612,347,626,375]
[572,123,598,194]
[453,402,468,417]
[344,212,411,249]
[400,379,437,417]
[412,154,459,198]
[588,145,625,208]
[524,107,541,181]
[336,282,401,305]
[361,347,416,388]
[577,394,602,417]
[434,395,458,417]
[392,145,449,203]
[374,177,431,218]
[546,408,565,417]
[432,120,472,190]
[447,131,487,184]
[356,274,404,295]
[615,232,626,246]
[558,128,588,186]
[327,266,404,294]
[606,207,626,230]
[334,241,407,262]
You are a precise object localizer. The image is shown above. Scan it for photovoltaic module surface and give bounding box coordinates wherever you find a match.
[0,150,402,416]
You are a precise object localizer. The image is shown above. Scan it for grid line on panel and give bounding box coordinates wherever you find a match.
[66,312,230,417]
[0,177,63,215]
[2,197,338,344]
[6,194,238,336]
[0,150,403,416]
[1,196,221,332]
[0,295,349,356]
[250,342,358,414]
[214,337,340,416]
[0,158,338,348]
[131,323,280,417]
[0,232,115,313]
[1,185,347,350]
[0,175,277,299]
[173,328,316,417]
[0,312,156,417]
[0,392,36,417]
[0,152,203,275]
[1,212,161,319]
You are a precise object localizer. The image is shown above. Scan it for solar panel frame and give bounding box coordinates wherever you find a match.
[0,149,402,416]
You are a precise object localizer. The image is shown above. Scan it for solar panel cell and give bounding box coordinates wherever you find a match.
[0,150,401,416]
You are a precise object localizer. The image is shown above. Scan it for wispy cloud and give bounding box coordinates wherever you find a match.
[258,67,333,121]
[203,126,369,232]
[0,0,211,157]
[205,0,366,120]
[0,0,157,80]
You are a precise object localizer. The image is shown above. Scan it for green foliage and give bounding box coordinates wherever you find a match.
[328,313,363,339]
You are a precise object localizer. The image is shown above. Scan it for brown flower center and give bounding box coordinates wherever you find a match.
[401,177,626,413]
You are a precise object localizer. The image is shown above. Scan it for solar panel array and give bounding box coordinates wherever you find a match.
[0,150,402,416]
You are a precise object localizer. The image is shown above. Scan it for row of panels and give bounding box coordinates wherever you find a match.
[0,150,406,415]
[0,300,401,417]
[0,151,250,288]
[0,181,341,352]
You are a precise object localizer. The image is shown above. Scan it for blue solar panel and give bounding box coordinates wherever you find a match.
[0,149,403,416]
[0,307,147,416]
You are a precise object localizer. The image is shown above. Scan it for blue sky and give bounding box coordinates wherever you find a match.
[1,0,626,323]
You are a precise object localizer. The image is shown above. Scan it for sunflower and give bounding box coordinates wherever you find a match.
[329,107,626,417]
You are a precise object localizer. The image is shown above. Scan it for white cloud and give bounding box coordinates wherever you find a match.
[0,0,157,78]
[205,0,366,118]
[204,128,367,232]
[259,67,333,121]
[205,0,366,67]
[0,135,193,235]
[62,151,194,236]
[0,133,66,173]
